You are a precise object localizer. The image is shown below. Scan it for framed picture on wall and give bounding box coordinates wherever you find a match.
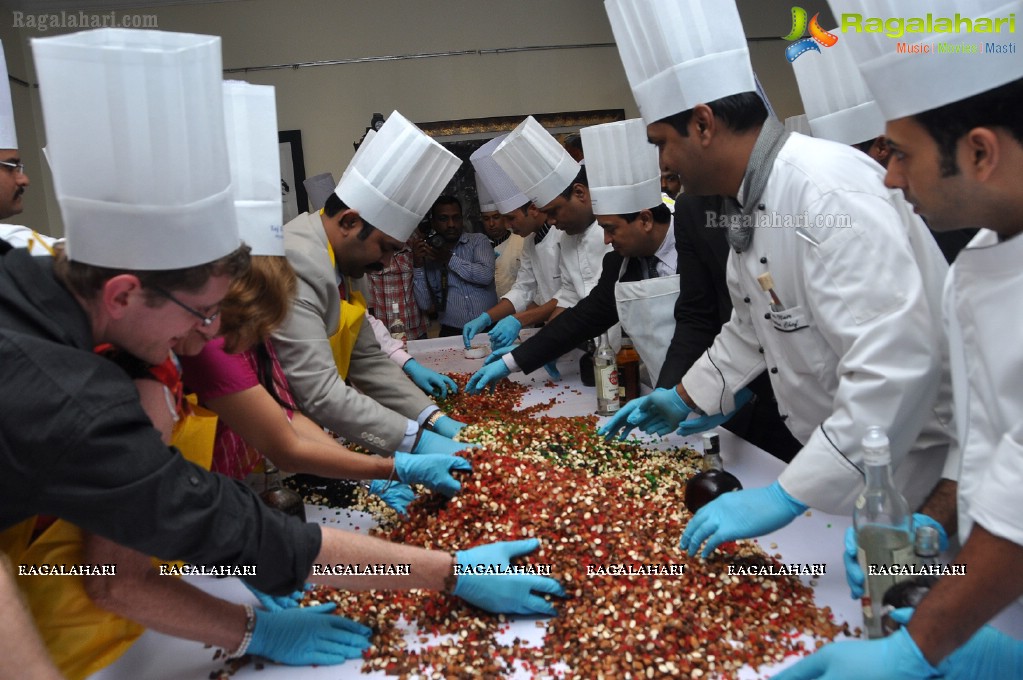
[413,109,625,232]
[278,130,309,223]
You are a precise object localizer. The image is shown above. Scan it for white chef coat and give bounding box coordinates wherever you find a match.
[554,221,611,307]
[682,134,952,514]
[944,229,1023,547]
[502,228,563,312]
[493,233,524,299]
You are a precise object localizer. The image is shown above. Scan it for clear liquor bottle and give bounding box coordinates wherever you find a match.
[388,301,406,347]
[854,426,913,639]
[594,332,619,415]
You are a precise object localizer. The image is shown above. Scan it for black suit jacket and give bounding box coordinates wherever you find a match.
[659,194,801,462]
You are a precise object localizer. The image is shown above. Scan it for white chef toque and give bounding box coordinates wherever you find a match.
[828,0,1023,120]
[0,41,17,149]
[222,81,283,257]
[470,134,530,215]
[784,114,814,137]
[582,119,661,216]
[32,28,239,269]
[333,111,459,242]
[491,117,580,210]
[304,172,337,212]
[791,30,885,144]
[604,0,757,124]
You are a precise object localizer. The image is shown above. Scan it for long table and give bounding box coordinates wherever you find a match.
[90,335,1023,679]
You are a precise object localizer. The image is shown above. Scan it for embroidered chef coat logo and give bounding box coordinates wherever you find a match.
[783,7,839,62]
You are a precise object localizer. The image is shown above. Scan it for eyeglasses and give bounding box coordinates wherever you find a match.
[0,160,25,175]
[149,286,220,327]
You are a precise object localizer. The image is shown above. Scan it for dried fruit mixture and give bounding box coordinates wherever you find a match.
[298,374,850,678]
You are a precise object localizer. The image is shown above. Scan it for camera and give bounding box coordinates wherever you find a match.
[425,230,446,249]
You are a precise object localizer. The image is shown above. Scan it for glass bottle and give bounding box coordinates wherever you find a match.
[684,432,743,513]
[388,301,406,347]
[579,338,596,387]
[854,426,913,639]
[594,332,619,416]
[615,336,641,406]
[880,525,942,636]
[260,459,307,521]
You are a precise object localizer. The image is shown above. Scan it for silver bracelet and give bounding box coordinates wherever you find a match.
[227,604,256,659]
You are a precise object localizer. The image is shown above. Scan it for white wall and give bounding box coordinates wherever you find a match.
[0,0,833,235]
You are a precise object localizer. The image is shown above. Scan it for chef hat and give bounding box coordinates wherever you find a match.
[0,41,16,149]
[30,29,239,269]
[334,112,459,242]
[470,134,529,215]
[222,81,283,257]
[582,119,661,216]
[784,114,814,137]
[791,31,885,144]
[492,117,580,210]
[32,28,238,270]
[605,0,757,124]
[304,172,336,212]
[828,0,1023,120]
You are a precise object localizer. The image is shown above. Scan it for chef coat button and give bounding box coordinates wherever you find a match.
[760,256,768,264]
[764,313,771,320]
[770,367,779,374]
[743,297,751,303]
[758,203,765,210]
[188,475,200,486]
[758,346,764,354]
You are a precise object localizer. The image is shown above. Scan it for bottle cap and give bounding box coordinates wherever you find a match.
[861,425,891,465]
[914,525,941,558]
[702,432,720,457]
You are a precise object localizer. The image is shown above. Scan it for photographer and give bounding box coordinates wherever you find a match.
[413,195,498,336]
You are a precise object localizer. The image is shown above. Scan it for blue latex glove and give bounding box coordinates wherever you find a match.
[680,481,808,558]
[403,359,458,398]
[242,581,304,613]
[844,514,949,599]
[248,602,373,665]
[597,387,692,440]
[483,345,514,365]
[773,625,939,680]
[413,429,473,456]
[368,480,416,515]
[488,316,522,349]
[462,312,492,347]
[431,415,466,439]
[886,608,1023,679]
[453,538,565,615]
[674,388,754,437]
[393,451,471,496]
[466,359,511,394]
[543,361,561,381]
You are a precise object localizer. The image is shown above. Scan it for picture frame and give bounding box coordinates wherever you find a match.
[278,130,309,223]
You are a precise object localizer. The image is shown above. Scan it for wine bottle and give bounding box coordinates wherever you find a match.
[260,459,307,521]
[684,432,743,513]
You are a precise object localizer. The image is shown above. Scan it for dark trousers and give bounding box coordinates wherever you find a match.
[439,324,463,338]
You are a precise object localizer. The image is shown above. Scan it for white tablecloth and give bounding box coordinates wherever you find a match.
[91,335,1023,679]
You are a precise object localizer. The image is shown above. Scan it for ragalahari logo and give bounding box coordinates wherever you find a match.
[783,6,839,62]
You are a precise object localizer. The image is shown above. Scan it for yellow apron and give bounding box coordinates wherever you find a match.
[326,242,367,380]
[1,398,218,680]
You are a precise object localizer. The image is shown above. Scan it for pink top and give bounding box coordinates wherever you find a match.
[180,337,296,480]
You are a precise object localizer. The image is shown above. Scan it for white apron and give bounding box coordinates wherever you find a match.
[614,258,680,386]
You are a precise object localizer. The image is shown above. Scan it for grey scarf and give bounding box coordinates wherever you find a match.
[725,117,789,253]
